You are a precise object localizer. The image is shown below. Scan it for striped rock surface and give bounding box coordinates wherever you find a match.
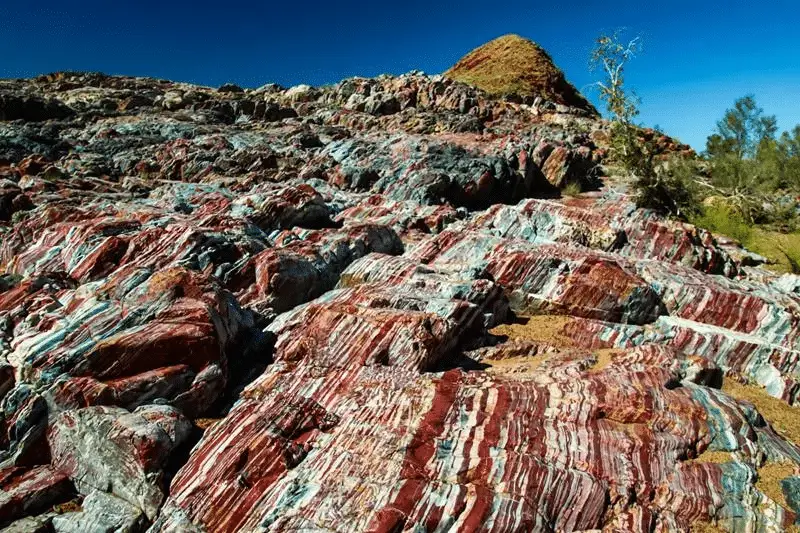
[156,303,800,531]
[1,71,800,532]
[468,197,736,276]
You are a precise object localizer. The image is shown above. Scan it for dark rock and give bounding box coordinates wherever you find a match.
[217,83,244,94]
[0,466,72,527]
[0,95,73,122]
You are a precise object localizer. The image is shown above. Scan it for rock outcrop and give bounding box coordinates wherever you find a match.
[0,43,798,532]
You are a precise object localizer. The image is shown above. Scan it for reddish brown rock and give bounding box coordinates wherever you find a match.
[4,266,254,418]
[1,68,800,532]
[229,224,403,314]
[411,230,665,324]
[156,323,797,532]
[0,466,72,527]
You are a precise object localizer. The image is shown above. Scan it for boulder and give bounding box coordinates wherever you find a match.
[0,95,73,122]
[51,491,145,533]
[1,65,799,533]
[0,466,72,527]
[48,405,191,520]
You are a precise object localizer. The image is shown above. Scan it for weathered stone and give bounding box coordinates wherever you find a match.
[156,323,798,532]
[0,466,72,527]
[0,386,48,468]
[0,65,799,533]
[4,267,254,418]
[0,514,52,533]
[51,491,145,533]
[230,224,403,314]
[216,84,244,94]
[412,230,666,324]
[48,405,191,520]
[0,94,73,122]
[540,145,593,188]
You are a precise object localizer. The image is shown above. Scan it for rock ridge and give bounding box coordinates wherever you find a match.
[0,58,796,532]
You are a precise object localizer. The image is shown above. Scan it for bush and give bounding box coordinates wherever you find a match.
[562,181,582,197]
[778,238,800,274]
[617,133,701,220]
[690,202,800,274]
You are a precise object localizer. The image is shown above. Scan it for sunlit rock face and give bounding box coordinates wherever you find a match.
[0,64,796,533]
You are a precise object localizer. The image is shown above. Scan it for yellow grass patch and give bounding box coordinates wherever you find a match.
[489,314,575,348]
[690,450,733,465]
[690,522,727,533]
[746,228,800,274]
[484,355,550,378]
[756,461,796,509]
[587,348,622,372]
[722,379,800,446]
[194,418,221,430]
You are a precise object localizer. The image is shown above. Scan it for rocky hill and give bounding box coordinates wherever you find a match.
[0,39,798,532]
[445,34,597,113]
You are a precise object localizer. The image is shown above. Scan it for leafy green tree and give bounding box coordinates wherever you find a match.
[705,96,800,196]
[705,96,779,191]
[781,126,800,157]
[709,95,777,160]
[780,126,800,185]
[705,133,737,160]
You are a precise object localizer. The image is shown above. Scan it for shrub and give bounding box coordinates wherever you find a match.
[562,181,582,197]
[591,32,700,220]
[632,163,701,220]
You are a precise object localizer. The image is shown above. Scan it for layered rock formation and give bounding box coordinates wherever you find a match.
[0,41,799,532]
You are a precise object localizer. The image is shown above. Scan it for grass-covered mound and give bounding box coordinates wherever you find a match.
[445,34,597,113]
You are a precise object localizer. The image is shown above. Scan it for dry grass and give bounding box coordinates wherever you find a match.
[722,379,800,446]
[194,418,221,430]
[444,34,595,112]
[689,450,733,465]
[490,315,575,348]
[756,461,796,509]
[490,316,622,375]
[690,522,728,533]
[485,354,550,378]
[587,348,621,372]
[52,499,83,514]
[745,228,800,274]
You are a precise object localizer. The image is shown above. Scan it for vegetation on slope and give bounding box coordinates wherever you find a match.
[445,34,596,113]
[587,31,800,272]
[685,96,800,272]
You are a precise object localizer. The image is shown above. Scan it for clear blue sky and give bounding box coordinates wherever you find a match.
[2,0,799,150]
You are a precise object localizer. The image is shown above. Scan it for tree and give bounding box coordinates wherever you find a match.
[705,96,788,192]
[590,31,699,219]
[705,133,737,160]
[707,95,777,160]
[590,31,644,168]
[590,30,641,125]
[780,126,800,158]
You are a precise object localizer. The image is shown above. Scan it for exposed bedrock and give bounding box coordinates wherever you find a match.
[0,69,797,532]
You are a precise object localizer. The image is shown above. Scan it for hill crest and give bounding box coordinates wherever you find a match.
[445,34,596,114]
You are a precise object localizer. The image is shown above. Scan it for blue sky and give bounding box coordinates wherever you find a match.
[1,0,798,150]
